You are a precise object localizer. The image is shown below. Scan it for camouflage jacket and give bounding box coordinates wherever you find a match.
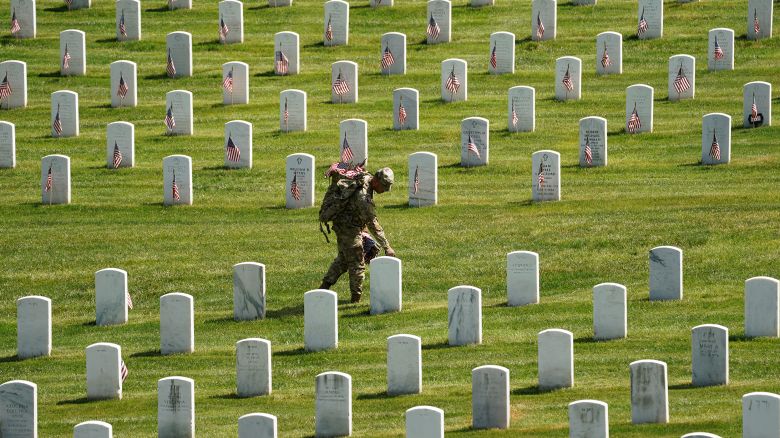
[334,175,390,251]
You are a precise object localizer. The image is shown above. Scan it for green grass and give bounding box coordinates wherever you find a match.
[1,0,779,436]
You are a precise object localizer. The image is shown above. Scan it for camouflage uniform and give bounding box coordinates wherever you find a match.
[321,171,392,302]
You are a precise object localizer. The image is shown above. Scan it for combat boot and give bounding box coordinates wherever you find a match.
[319,281,333,290]
[350,290,362,303]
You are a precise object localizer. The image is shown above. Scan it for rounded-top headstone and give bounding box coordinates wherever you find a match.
[579,116,607,167]
[701,113,731,165]
[668,54,695,101]
[461,117,488,167]
[324,0,349,46]
[742,392,780,437]
[568,399,608,438]
[625,84,654,133]
[381,32,406,75]
[60,30,86,76]
[506,250,539,306]
[532,150,561,202]
[233,262,265,320]
[637,0,663,39]
[427,0,452,44]
[165,90,194,136]
[74,420,112,438]
[0,380,37,437]
[110,61,137,108]
[408,151,436,207]
[508,86,535,133]
[165,32,193,77]
[304,289,338,351]
[531,0,557,41]
[743,81,771,128]
[41,154,71,205]
[163,154,193,205]
[223,61,249,105]
[106,121,135,169]
[280,89,307,132]
[218,0,244,44]
[51,90,79,138]
[537,328,574,389]
[274,32,299,75]
[441,58,467,102]
[239,413,277,438]
[555,56,581,101]
[629,359,669,424]
[747,0,773,40]
[593,282,627,340]
[448,285,482,346]
[744,276,779,338]
[405,406,443,438]
[331,60,358,104]
[157,376,195,438]
[95,268,128,326]
[471,365,510,429]
[286,153,315,209]
[681,433,722,438]
[394,88,419,131]
[159,292,194,354]
[0,121,15,168]
[649,245,683,301]
[236,338,271,397]
[86,342,122,400]
[708,28,734,71]
[488,31,515,74]
[387,334,421,395]
[9,0,36,39]
[116,0,141,41]
[17,295,52,359]
[0,60,27,109]
[315,371,352,437]
[691,324,728,386]
[370,256,402,314]
[596,31,622,74]
[224,120,252,169]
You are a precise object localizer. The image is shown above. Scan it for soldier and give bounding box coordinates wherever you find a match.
[319,167,396,303]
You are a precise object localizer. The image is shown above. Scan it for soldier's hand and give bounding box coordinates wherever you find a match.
[386,247,396,257]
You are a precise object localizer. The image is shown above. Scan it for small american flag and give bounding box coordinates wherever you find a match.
[398,97,407,126]
[275,47,289,75]
[117,73,129,99]
[119,10,127,37]
[754,9,760,35]
[166,49,176,78]
[164,104,176,131]
[325,15,333,41]
[171,172,180,201]
[536,12,545,40]
[673,64,691,95]
[45,166,53,192]
[489,44,497,69]
[125,291,133,309]
[466,134,480,158]
[426,14,440,40]
[218,16,229,42]
[601,42,611,68]
[511,101,518,129]
[709,131,720,161]
[283,98,289,128]
[412,165,419,194]
[713,36,724,61]
[340,134,353,163]
[112,141,123,169]
[62,44,71,72]
[225,134,240,162]
[627,103,641,133]
[750,93,759,122]
[53,104,63,136]
[120,360,129,382]
[561,65,574,91]
[537,161,544,188]
[583,136,592,166]
[445,67,460,94]
[222,68,233,94]
[380,46,395,70]
[10,9,21,35]
[0,72,11,100]
[290,174,301,201]
[332,70,350,96]
[64,0,73,9]
[637,8,648,36]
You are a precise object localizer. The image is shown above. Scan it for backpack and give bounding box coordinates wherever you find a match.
[318,163,369,242]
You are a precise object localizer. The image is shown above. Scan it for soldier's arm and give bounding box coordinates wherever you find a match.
[367,217,392,255]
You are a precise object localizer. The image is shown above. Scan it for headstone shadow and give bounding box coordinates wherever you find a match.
[130,349,162,358]
[0,354,22,363]
[355,390,388,400]
[38,71,62,78]
[265,303,304,319]
[512,384,557,395]
[274,347,307,356]
[57,397,92,405]
[145,6,170,12]
[44,5,69,12]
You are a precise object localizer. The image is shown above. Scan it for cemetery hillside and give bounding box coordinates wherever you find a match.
[1,0,780,435]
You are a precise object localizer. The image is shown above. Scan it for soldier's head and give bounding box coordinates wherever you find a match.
[371,167,394,193]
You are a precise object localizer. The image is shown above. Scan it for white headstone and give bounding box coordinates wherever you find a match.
[538,328,574,389]
[744,276,779,338]
[489,32,514,74]
[86,342,122,400]
[747,0,772,40]
[304,289,338,351]
[116,0,140,41]
[681,434,721,438]
[387,334,421,395]
[405,406,443,438]
[630,360,669,424]
[74,421,112,438]
[568,400,608,438]
[691,324,728,387]
[408,151,437,207]
[16,296,50,359]
[370,256,402,314]
[165,90,193,136]
[507,251,539,306]
[339,119,367,166]
[315,372,351,437]
[441,58,466,102]
[531,0,556,41]
[51,90,78,137]
[668,54,695,101]
[41,154,70,205]
[556,56,581,101]
[448,285,482,346]
[0,61,26,109]
[324,0,349,46]
[106,122,134,169]
[649,246,682,301]
[427,0,451,44]
[169,0,191,11]
[472,365,509,429]
[157,377,194,438]
[394,88,418,131]
[508,86,535,133]
[239,413,277,438]
[163,154,193,206]
[218,0,243,44]
[110,61,137,108]
[708,28,734,71]
[637,0,663,39]
[742,392,780,438]
[743,81,771,128]
[461,117,488,167]
[0,380,37,437]
[223,61,249,105]
[224,120,252,169]
[532,150,561,202]
[701,113,731,165]
[331,61,357,104]
[236,338,271,397]
[281,89,306,132]
[596,31,622,75]
[381,33,406,75]
[9,0,35,39]
[95,268,129,326]
[233,262,265,320]
[579,116,607,167]
[593,282,627,340]
[159,292,194,354]
[286,153,314,209]
[625,84,654,133]
[60,30,86,76]
[0,121,15,168]
[274,32,300,76]
[166,32,193,78]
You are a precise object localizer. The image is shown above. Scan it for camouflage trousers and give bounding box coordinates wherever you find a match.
[322,224,365,297]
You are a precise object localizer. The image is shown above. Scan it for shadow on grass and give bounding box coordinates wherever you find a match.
[728,334,754,342]
[38,71,63,78]
[669,382,698,390]
[507,199,534,207]
[356,390,389,400]
[82,320,97,326]
[130,349,162,358]
[274,347,307,356]
[96,37,119,44]
[303,41,325,49]
[146,6,171,12]
[44,5,69,12]
[143,202,166,207]
[92,103,113,109]
[204,316,234,324]
[265,304,305,319]
[574,336,601,344]
[421,341,450,350]
[677,161,704,167]
[209,392,244,399]
[512,384,557,395]
[385,202,412,209]
[342,308,370,318]
[248,4,271,10]
[0,355,23,363]
[57,397,92,405]
[144,73,172,80]
[255,70,279,78]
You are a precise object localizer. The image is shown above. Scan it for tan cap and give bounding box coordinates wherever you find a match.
[374,167,394,190]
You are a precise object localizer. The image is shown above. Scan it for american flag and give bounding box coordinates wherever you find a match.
[412,165,419,194]
[62,44,71,72]
[537,161,544,188]
[125,291,133,309]
[713,36,724,61]
[426,14,440,40]
[171,172,180,201]
[0,72,11,100]
[218,16,229,42]
[637,8,648,36]
[754,9,760,35]
[325,15,333,41]
[750,93,759,122]
[225,134,240,162]
[290,174,301,201]
[117,73,129,99]
[380,46,395,70]
[536,12,545,40]
[275,47,289,75]
[10,9,21,35]
[601,42,611,68]
[445,67,460,94]
[325,159,365,179]
[561,65,574,91]
[583,136,592,166]
[53,104,63,136]
[222,68,233,94]
[489,44,497,69]
[119,10,127,37]
[709,131,720,161]
[466,134,480,158]
[673,64,691,95]
[166,49,176,78]
[283,98,289,128]
[164,104,176,131]
[112,141,123,169]
[511,101,518,129]
[398,97,407,126]
[120,360,129,382]
[45,166,53,192]
[332,70,350,96]
[627,103,641,133]
[340,134,353,163]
